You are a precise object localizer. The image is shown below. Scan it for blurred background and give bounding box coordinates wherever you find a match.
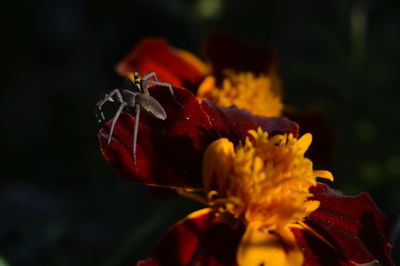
[1,0,399,265]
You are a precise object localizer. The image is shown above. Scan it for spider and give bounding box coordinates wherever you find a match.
[96,72,183,163]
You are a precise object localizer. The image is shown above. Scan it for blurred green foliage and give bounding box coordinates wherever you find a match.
[0,257,10,266]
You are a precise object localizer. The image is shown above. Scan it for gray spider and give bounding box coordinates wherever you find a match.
[96,72,183,163]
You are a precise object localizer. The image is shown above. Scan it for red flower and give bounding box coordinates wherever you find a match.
[98,86,393,265]
[97,33,393,265]
[136,183,393,266]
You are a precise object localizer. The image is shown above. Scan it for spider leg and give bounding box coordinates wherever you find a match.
[142,80,183,108]
[96,89,124,123]
[143,72,158,82]
[95,108,106,123]
[140,79,149,95]
[107,102,127,145]
[132,104,141,164]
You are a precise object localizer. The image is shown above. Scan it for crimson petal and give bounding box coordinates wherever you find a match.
[98,87,299,189]
[201,98,299,143]
[139,209,243,266]
[115,38,205,93]
[291,227,354,266]
[303,183,394,265]
[98,86,212,188]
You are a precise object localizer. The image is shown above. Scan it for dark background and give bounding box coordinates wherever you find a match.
[1,0,399,265]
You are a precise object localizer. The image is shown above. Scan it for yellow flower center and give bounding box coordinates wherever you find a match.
[197,71,283,117]
[203,128,333,230]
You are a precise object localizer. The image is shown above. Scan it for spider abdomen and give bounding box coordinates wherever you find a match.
[137,94,167,120]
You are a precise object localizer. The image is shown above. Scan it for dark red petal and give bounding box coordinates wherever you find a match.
[202,31,277,80]
[291,227,354,266]
[146,209,243,266]
[98,87,299,188]
[283,106,334,169]
[201,98,299,143]
[98,86,213,188]
[115,38,205,93]
[305,183,394,265]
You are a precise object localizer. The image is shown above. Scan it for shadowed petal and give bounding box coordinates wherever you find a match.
[144,208,244,266]
[291,226,354,266]
[203,31,277,80]
[201,98,299,144]
[303,183,394,265]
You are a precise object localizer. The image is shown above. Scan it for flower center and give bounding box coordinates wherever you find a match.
[203,128,333,230]
[197,71,283,117]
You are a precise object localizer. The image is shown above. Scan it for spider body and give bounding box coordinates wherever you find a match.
[120,90,167,120]
[96,72,182,163]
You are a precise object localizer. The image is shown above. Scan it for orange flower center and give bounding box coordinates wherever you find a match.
[203,128,333,230]
[197,71,283,117]
[202,129,334,265]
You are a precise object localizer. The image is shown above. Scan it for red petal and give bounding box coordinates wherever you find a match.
[146,209,243,266]
[291,227,354,266]
[98,86,212,188]
[304,183,394,265]
[201,98,299,143]
[203,31,277,80]
[115,38,205,92]
[98,88,299,188]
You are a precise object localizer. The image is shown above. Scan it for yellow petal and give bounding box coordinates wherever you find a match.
[197,71,283,117]
[197,75,216,99]
[237,222,303,266]
[175,48,209,74]
[305,200,320,213]
[313,170,334,181]
[202,138,234,192]
[297,133,312,154]
[253,156,264,173]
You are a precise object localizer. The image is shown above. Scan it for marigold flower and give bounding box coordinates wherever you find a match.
[97,86,393,265]
[98,34,394,266]
[202,129,332,265]
[133,129,393,266]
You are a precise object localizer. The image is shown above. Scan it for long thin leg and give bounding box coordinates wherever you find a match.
[140,79,150,95]
[107,102,127,144]
[132,104,141,164]
[96,89,124,123]
[143,72,158,82]
[142,80,183,108]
